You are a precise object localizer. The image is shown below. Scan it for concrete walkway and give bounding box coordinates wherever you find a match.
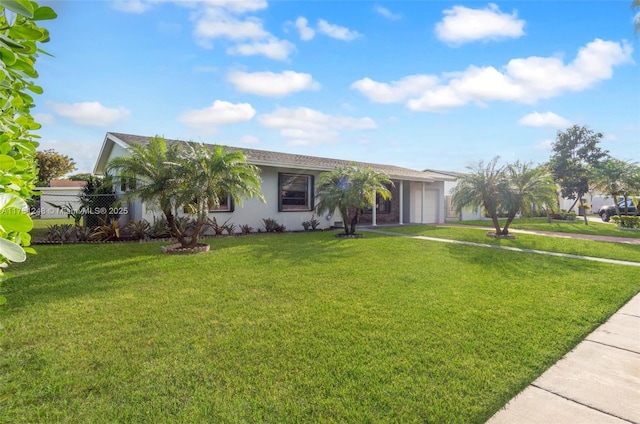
[487,293,640,424]
[360,227,640,423]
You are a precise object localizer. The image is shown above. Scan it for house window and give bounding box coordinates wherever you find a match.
[209,194,233,212]
[279,173,313,211]
[366,193,392,214]
[183,193,234,214]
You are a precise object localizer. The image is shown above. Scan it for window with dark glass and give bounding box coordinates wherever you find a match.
[367,192,392,214]
[183,193,233,213]
[279,173,313,211]
[209,194,233,212]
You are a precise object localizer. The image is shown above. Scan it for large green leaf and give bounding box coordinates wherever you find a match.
[9,25,46,41]
[33,5,57,20]
[0,237,26,262]
[0,0,35,18]
[0,207,32,232]
[0,154,16,169]
[0,192,28,210]
[0,48,17,66]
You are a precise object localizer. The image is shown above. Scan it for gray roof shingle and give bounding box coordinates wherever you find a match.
[106,132,453,182]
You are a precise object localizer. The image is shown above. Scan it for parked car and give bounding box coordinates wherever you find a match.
[598,199,638,222]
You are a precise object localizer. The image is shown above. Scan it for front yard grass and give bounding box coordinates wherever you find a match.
[452,216,640,238]
[1,232,638,423]
[386,225,640,263]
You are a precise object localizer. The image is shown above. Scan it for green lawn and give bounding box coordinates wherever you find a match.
[385,225,640,263]
[451,216,640,238]
[1,232,638,423]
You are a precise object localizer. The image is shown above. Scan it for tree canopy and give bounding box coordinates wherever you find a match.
[451,157,556,236]
[315,165,393,235]
[107,137,264,249]
[36,149,76,186]
[548,125,608,212]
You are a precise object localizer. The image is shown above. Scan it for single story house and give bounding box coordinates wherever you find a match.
[93,132,456,231]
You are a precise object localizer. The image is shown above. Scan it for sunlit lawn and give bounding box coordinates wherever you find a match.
[1,231,638,423]
[451,216,640,238]
[385,225,640,263]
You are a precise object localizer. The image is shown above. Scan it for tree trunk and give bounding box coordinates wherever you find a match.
[165,210,188,247]
[490,213,502,235]
[502,213,517,235]
[340,207,350,235]
[188,219,206,248]
[349,208,359,235]
[567,197,579,213]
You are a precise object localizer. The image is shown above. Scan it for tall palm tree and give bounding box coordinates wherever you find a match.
[451,157,505,235]
[502,161,557,233]
[176,142,264,247]
[315,165,393,235]
[106,136,186,243]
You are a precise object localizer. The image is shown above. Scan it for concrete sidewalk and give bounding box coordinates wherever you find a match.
[487,293,640,424]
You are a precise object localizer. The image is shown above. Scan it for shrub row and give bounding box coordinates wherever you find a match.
[610,215,640,229]
[43,217,289,244]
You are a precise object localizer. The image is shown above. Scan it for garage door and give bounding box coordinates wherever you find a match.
[411,187,439,223]
[423,189,438,223]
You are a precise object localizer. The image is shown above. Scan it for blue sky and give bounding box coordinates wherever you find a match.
[34,0,639,174]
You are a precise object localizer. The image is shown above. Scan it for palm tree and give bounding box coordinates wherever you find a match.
[106,136,187,244]
[502,161,557,233]
[315,165,393,235]
[451,157,506,235]
[175,142,264,247]
[107,137,264,249]
[592,158,640,217]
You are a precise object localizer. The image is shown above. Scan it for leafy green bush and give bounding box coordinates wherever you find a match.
[124,219,150,240]
[206,217,230,236]
[551,211,577,221]
[148,216,171,239]
[262,218,284,233]
[610,215,640,229]
[0,1,56,278]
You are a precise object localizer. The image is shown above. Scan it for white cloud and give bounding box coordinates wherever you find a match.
[353,39,633,112]
[200,0,268,14]
[111,0,154,14]
[258,107,376,146]
[317,19,361,41]
[195,10,268,46]
[226,38,295,60]
[34,113,56,126]
[48,101,130,126]
[435,3,525,45]
[407,86,467,112]
[350,75,439,103]
[374,5,402,21]
[192,3,294,60]
[294,16,315,41]
[519,111,571,128]
[177,100,255,134]
[227,70,320,97]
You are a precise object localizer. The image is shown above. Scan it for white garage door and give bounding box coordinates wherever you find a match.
[411,187,439,223]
